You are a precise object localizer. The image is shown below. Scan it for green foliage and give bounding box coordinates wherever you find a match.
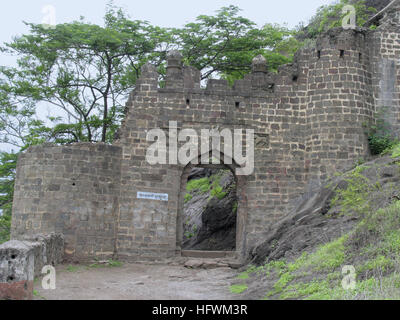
[184,224,198,240]
[262,236,347,298]
[186,177,211,193]
[352,274,400,300]
[208,172,229,200]
[368,132,396,156]
[184,193,193,203]
[233,202,238,214]
[230,284,248,294]
[280,280,335,300]
[257,198,400,300]
[350,200,400,276]
[358,255,393,273]
[274,272,295,293]
[364,115,398,155]
[299,0,377,39]
[330,165,377,217]
[0,5,170,144]
[391,143,400,158]
[174,6,300,83]
[185,171,230,201]
[300,236,347,272]
[0,151,17,244]
[0,4,301,220]
[264,259,288,275]
[237,272,250,280]
[210,185,227,200]
[0,214,11,244]
[32,289,47,300]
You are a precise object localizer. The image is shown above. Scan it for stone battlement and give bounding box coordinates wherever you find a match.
[8,3,400,264]
[132,28,370,98]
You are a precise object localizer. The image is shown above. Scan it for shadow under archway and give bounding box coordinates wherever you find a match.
[176,150,248,260]
[182,166,237,251]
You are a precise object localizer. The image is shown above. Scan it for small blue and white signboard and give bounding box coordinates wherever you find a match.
[137,192,169,202]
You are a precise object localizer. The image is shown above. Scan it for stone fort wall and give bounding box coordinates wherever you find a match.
[369,4,400,134]
[11,143,122,261]
[10,3,400,263]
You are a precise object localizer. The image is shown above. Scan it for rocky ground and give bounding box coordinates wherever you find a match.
[250,156,400,266]
[236,154,400,300]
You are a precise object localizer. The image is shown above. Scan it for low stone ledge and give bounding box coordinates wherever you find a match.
[0,240,34,300]
[0,233,64,300]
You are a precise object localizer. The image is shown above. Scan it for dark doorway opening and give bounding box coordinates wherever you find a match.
[181,167,237,251]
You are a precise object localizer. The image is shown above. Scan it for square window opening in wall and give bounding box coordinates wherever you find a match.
[317,50,321,59]
[292,75,298,82]
[235,101,240,108]
[340,50,345,58]
[186,99,190,106]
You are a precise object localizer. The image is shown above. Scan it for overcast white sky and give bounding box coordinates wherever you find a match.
[0,0,333,48]
[0,0,333,153]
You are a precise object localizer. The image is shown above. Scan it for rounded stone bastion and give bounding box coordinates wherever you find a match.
[11,143,122,261]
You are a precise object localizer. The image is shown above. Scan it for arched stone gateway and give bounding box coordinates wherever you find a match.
[8,5,400,264]
[177,151,248,260]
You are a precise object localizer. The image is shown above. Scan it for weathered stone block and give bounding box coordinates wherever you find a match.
[0,241,34,300]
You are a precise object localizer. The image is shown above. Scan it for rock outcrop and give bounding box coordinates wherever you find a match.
[183,169,237,251]
[250,156,400,265]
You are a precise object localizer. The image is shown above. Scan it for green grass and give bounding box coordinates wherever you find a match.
[300,236,347,273]
[330,165,377,217]
[66,265,80,272]
[230,156,400,300]
[252,198,400,300]
[392,143,400,158]
[237,272,250,280]
[280,280,333,300]
[88,259,123,268]
[108,260,123,267]
[33,289,47,300]
[230,284,248,294]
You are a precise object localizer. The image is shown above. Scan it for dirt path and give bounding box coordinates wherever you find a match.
[33,263,239,300]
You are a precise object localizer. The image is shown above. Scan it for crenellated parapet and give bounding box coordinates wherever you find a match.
[129,27,376,99]
[9,10,400,265]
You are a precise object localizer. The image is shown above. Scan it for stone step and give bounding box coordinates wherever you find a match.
[181,250,236,259]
